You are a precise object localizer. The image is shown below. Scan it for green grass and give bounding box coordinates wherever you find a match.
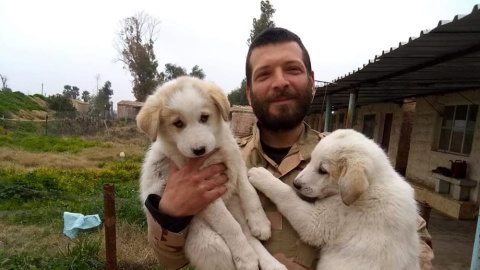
[0,157,149,269]
[0,132,111,153]
[0,91,45,115]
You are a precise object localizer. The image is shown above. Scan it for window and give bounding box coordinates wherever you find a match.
[362,114,376,139]
[438,104,478,155]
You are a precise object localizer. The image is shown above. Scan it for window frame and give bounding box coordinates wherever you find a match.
[437,104,477,155]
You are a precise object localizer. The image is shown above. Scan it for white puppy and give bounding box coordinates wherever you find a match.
[137,76,286,270]
[248,129,420,270]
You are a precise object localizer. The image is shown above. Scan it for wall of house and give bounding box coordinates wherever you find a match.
[230,106,257,137]
[334,103,404,167]
[117,105,141,120]
[406,89,480,203]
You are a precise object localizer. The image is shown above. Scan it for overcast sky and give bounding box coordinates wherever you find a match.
[0,0,478,106]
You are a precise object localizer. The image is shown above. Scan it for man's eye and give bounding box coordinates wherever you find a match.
[318,167,328,175]
[200,114,209,123]
[173,120,184,128]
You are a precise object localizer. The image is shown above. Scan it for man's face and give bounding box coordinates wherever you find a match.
[247,41,314,131]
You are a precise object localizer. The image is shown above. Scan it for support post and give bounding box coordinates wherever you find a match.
[103,183,117,270]
[346,91,357,128]
[324,95,332,132]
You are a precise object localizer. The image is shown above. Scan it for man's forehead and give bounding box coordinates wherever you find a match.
[250,41,304,67]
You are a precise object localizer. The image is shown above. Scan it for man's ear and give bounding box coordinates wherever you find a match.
[246,84,252,105]
[309,71,315,97]
[205,82,230,121]
[136,94,163,141]
[338,158,369,206]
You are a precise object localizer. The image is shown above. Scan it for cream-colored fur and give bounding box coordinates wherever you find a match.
[248,129,420,270]
[138,76,286,270]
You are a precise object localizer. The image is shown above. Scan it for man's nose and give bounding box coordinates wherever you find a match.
[272,69,289,89]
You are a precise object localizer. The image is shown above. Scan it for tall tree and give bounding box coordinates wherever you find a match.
[114,11,161,102]
[247,0,276,46]
[229,0,276,106]
[90,81,114,118]
[81,90,91,102]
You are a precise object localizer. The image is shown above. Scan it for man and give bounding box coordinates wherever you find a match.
[144,27,434,270]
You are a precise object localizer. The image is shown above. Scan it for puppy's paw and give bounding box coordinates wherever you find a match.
[248,213,271,241]
[248,167,274,188]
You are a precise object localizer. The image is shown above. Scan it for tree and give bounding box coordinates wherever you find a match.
[189,65,205,79]
[62,85,80,99]
[81,90,91,102]
[90,81,114,118]
[46,94,76,112]
[227,79,249,106]
[114,11,161,102]
[247,0,276,46]
[159,63,206,84]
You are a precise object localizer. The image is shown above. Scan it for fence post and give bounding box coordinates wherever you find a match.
[45,115,48,135]
[103,183,117,270]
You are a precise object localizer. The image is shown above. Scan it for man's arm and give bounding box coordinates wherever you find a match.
[417,216,434,270]
[145,153,228,269]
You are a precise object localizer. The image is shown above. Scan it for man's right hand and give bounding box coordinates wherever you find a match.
[159,150,228,217]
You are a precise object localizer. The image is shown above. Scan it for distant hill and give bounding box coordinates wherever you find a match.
[0,91,48,120]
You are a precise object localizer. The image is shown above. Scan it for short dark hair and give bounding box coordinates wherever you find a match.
[245,27,312,87]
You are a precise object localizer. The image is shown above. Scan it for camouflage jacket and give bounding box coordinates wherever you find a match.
[146,123,434,270]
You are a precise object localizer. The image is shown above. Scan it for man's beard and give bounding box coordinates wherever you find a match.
[250,81,313,132]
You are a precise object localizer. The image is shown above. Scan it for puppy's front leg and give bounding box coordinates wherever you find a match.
[237,166,272,241]
[199,199,259,270]
[248,167,334,247]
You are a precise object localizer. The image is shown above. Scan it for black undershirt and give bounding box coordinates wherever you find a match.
[261,140,291,165]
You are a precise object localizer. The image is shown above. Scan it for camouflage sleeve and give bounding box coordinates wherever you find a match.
[146,211,190,270]
[417,216,434,270]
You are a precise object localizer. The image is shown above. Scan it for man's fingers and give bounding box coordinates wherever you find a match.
[199,163,227,179]
[204,185,227,202]
[191,148,220,167]
[203,173,228,191]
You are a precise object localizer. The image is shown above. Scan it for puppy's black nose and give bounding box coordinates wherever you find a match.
[293,181,302,190]
[193,147,206,156]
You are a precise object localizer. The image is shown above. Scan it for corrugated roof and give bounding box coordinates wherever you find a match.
[311,4,480,113]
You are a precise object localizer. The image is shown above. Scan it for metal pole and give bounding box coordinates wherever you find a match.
[471,213,480,270]
[103,183,117,270]
[324,95,332,132]
[346,91,357,128]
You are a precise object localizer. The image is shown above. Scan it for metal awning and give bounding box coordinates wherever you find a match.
[311,4,480,113]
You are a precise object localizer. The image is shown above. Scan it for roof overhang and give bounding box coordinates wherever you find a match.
[311,4,480,113]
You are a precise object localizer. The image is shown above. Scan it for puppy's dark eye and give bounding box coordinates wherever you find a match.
[318,167,328,175]
[200,114,209,123]
[173,120,184,128]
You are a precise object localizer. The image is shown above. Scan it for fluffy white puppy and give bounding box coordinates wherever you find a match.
[137,76,286,270]
[248,129,420,270]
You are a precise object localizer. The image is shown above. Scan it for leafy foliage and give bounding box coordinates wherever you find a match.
[115,11,161,102]
[247,0,276,46]
[62,85,80,99]
[159,63,206,84]
[228,79,249,106]
[81,90,91,102]
[45,94,76,112]
[89,81,113,118]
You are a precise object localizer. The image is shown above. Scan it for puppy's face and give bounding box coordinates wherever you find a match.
[136,76,231,158]
[160,86,222,158]
[294,129,372,205]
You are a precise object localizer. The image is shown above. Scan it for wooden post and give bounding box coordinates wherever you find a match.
[346,91,357,128]
[324,95,332,132]
[103,183,117,270]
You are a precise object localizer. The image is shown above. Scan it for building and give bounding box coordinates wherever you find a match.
[70,99,89,114]
[117,100,145,120]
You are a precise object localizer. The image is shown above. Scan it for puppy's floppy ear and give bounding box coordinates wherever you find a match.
[205,81,230,121]
[338,158,369,206]
[136,93,163,141]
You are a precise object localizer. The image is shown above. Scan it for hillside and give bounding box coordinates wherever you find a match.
[0,91,49,120]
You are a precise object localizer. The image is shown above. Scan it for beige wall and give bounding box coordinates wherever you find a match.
[406,89,480,203]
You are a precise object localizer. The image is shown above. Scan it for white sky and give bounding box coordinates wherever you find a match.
[0,0,478,107]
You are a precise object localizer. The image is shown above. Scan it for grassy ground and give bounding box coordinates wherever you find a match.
[0,124,193,269]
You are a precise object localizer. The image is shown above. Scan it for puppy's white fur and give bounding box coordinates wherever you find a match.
[248,129,420,270]
[138,76,286,270]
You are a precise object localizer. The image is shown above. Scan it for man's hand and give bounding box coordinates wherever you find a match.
[159,150,228,217]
